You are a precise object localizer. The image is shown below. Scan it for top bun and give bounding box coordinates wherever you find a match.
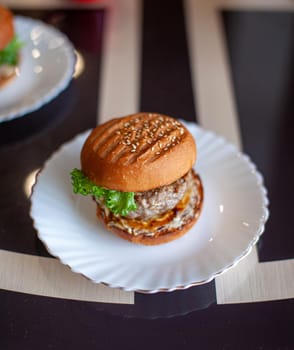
[81,113,196,192]
[0,6,14,50]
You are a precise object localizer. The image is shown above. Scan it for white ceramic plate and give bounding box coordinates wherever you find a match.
[0,16,75,123]
[30,122,269,293]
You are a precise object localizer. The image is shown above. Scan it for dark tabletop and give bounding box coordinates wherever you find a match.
[0,1,293,349]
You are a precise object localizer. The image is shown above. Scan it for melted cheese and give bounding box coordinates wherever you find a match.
[106,189,193,236]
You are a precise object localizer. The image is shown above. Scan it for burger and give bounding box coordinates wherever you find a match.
[71,113,203,245]
[0,6,22,88]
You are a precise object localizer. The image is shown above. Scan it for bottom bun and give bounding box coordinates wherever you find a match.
[96,171,204,245]
[0,69,16,88]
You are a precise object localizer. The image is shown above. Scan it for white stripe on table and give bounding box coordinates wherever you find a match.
[98,0,141,123]
[0,249,133,303]
[220,0,294,11]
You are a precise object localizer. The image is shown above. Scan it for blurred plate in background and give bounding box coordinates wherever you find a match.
[0,16,75,123]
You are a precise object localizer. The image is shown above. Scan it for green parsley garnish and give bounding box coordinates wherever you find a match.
[70,168,137,216]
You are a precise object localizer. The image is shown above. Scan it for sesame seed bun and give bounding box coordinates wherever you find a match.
[0,6,17,88]
[81,113,197,192]
[0,6,14,50]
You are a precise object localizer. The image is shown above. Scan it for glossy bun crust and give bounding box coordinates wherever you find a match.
[95,172,204,245]
[0,70,16,88]
[0,6,16,88]
[0,6,14,50]
[81,113,196,192]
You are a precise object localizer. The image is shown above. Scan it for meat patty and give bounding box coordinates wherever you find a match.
[96,171,203,238]
[126,171,192,220]
[94,170,195,220]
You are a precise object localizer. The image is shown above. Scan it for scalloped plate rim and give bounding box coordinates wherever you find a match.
[30,122,270,293]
